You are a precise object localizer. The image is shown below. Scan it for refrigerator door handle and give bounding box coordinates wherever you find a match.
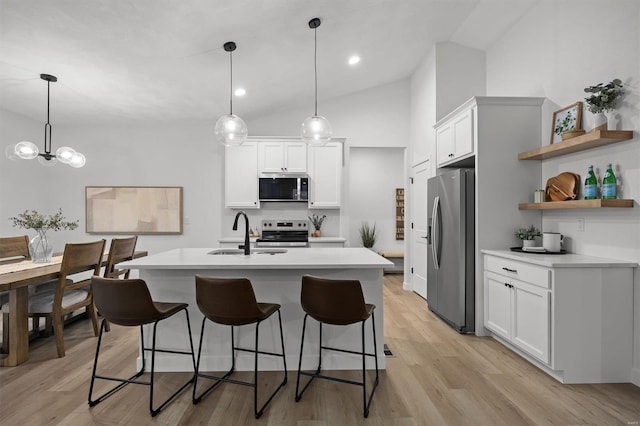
[431,195,440,270]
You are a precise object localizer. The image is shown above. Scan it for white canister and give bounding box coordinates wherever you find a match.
[542,232,563,252]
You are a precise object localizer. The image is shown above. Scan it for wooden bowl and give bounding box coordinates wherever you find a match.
[561,129,586,141]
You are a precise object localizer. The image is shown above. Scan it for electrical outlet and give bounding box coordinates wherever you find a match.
[577,218,585,232]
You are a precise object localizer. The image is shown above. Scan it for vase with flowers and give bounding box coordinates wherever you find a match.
[308,214,326,237]
[584,78,624,131]
[9,209,79,263]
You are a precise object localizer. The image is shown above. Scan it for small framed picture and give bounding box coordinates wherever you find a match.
[550,102,582,144]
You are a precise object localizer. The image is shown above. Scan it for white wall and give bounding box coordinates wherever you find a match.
[1,79,410,252]
[1,116,223,254]
[407,42,486,291]
[348,147,405,251]
[486,0,640,385]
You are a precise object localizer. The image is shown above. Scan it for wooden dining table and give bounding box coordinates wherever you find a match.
[0,250,147,366]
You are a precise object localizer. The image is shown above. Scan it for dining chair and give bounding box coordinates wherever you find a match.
[0,235,61,351]
[100,236,138,332]
[0,236,31,352]
[20,240,106,357]
[103,236,138,279]
[295,274,379,418]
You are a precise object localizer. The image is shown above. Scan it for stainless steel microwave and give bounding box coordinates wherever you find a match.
[259,173,309,201]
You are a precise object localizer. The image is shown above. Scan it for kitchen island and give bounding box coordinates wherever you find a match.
[119,247,393,372]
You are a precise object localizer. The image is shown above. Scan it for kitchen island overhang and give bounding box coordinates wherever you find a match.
[119,247,393,372]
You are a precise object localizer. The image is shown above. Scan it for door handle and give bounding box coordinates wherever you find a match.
[431,196,440,270]
[420,236,428,239]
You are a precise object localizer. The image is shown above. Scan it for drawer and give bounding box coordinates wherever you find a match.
[485,255,550,289]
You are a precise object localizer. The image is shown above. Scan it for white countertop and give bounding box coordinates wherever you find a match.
[120,247,392,270]
[482,249,638,268]
[218,236,346,243]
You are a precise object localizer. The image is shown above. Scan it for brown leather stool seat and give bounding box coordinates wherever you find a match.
[295,274,379,418]
[88,277,196,417]
[192,275,287,419]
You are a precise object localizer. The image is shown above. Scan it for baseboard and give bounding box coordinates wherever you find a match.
[402,280,412,291]
[632,367,640,387]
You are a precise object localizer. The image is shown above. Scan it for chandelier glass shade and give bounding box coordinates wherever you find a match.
[216,41,248,147]
[6,74,85,168]
[301,17,332,146]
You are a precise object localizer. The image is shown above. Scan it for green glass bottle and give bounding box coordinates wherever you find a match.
[584,165,597,200]
[602,163,617,199]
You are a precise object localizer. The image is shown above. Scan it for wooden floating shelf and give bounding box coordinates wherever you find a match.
[519,199,634,210]
[518,130,634,160]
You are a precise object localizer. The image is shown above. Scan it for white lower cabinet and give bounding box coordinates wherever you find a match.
[483,251,635,384]
[484,271,549,363]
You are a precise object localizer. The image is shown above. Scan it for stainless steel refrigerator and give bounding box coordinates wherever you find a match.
[427,168,475,333]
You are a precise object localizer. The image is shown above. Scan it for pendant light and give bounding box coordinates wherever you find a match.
[215,41,248,146]
[6,74,86,168]
[301,17,332,147]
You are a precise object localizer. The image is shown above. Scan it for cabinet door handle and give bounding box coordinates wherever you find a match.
[502,267,517,273]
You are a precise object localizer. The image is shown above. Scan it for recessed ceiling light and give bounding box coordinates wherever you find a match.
[348,55,360,65]
[234,88,246,97]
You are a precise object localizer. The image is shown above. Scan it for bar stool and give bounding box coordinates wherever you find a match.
[192,275,287,419]
[295,274,379,418]
[88,277,196,417]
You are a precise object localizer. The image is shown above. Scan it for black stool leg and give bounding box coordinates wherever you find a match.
[254,311,288,419]
[149,308,196,417]
[363,311,379,418]
[88,319,147,407]
[192,321,236,404]
[295,315,323,402]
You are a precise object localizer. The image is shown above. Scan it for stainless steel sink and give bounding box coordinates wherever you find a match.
[208,248,288,256]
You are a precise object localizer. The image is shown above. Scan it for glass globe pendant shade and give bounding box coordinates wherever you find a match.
[55,146,76,164]
[68,152,86,168]
[215,113,248,147]
[301,115,332,146]
[5,144,19,161]
[14,141,39,159]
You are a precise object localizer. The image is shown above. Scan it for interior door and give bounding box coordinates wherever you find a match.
[411,163,429,299]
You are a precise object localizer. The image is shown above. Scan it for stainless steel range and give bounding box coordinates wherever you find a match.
[255,219,309,247]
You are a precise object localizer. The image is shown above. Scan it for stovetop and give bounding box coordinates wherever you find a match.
[256,219,309,247]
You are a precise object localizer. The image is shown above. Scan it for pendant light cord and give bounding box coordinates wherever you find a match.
[44,79,52,155]
[314,26,318,116]
[229,49,233,115]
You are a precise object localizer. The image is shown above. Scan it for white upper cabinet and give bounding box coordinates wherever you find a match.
[308,141,342,209]
[436,106,474,167]
[225,142,259,209]
[258,141,307,173]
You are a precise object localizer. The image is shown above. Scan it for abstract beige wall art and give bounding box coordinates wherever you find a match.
[86,186,183,234]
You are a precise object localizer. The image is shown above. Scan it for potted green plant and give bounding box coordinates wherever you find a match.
[308,214,326,237]
[359,221,377,249]
[10,209,79,263]
[583,78,624,130]
[515,225,541,248]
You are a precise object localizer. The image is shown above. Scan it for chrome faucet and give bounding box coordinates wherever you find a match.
[232,211,251,255]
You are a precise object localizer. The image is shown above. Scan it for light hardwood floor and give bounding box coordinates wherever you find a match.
[1,274,639,425]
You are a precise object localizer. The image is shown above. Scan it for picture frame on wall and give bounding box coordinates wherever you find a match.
[85,186,183,234]
[550,101,583,144]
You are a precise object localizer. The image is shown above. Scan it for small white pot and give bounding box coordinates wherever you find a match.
[522,239,536,248]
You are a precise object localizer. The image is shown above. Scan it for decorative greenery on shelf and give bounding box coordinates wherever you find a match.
[583,78,624,114]
[359,221,377,248]
[10,209,79,231]
[554,110,576,137]
[308,214,326,231]
[515,225,541,241]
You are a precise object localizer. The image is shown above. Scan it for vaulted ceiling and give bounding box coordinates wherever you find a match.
[0,0,534,125]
